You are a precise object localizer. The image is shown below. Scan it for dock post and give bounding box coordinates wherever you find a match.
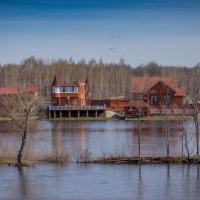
[60,110,62,118]
[78,110,80,118]
[86,110,89,117]
[69,110,71,118]
[54,111,56,118]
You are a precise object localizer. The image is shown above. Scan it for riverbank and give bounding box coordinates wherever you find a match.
[0,115,192,121]
[45,115,190,121]
[84,156,200,164]
[0,151,70,165]
[47,117,112,121]
[2,156,200,166]
[125,115,191,121]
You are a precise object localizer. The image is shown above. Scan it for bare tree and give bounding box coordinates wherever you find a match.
[176,113,194,158]
[189,72,200,156]
[163,93,170,157]
[136,92,143,158]
[132,78,150,157]
[0,67,43,167]
[162,84,174,157]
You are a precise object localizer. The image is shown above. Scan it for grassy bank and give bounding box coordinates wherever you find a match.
[84,156,200,164]
[47,117,118,121]
[125,115,181,121]
[0,115,190,122]
[2,155,200,165]
[0,150,70,165]
[47,115,189,121]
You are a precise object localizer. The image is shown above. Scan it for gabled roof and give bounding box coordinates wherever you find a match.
[0,87,38,95]
[51,75,85,87]
[52,75,60,86]
[132,77,186,97]
[85,77,88,84]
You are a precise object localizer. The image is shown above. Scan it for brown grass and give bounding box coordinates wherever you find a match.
[36,151,71,164]
[1,145,200,165]
[0,146,70,165]
[83,156,200,164]
[73,148,92,163]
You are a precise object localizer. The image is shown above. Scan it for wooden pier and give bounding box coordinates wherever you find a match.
[48,105,106,118]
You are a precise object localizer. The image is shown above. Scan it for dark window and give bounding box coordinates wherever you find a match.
[151,95,158,105]
[163,95,170,105]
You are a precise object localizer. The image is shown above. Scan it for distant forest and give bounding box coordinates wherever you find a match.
[0,57,199,99]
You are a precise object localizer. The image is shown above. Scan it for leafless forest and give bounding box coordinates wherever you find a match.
[0,56,199,99]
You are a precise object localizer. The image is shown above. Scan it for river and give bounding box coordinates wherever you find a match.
[0,120,199,200]
[0,120,195,158]
[0,164,200,200]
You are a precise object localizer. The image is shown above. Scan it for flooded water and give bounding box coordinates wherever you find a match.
[0,164,200,200]
[0,120,200,200]
[0,120,196,158]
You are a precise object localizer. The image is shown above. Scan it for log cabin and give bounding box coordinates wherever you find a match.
[125,77,186,117]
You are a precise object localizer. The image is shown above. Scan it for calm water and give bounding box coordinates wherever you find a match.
[0,120,196,158]
[0,120,199,200]
[0,164,200,200]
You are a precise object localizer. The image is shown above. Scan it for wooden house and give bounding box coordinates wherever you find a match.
[125,77,186,117]
[49,76,106,118]
[51,75,89,106]
[106,97,130,112]
[0,87,38,95]
[124,100,149,118]
[0,86,38,116]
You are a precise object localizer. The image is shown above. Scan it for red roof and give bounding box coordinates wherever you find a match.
[0,87,38,95]
[52,75,60,86]
[51,75,83,87]
[132,77,186,97]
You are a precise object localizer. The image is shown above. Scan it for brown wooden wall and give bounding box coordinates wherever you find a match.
[145,82,184,108]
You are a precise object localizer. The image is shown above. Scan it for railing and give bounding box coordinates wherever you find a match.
[149,108,194,115]
[49,105,106,111]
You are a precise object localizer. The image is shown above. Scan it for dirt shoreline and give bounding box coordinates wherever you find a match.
[84,156,200,164]
[1,156,200,165]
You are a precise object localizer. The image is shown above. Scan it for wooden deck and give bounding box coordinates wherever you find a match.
[49,105,106,111]
[48,105,106,118]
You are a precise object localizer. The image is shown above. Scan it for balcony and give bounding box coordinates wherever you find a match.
[49,105,106,111]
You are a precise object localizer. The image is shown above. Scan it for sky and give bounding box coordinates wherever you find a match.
[0,0,200,67]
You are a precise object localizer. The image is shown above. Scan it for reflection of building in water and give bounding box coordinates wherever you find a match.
[50,121,88,157]
[79,122,87,152]
[130,121,182,157]
[51,122,64,156]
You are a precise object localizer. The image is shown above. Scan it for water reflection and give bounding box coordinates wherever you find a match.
[17,168,29,200]
[0,164,198,200]
[0,120,195,159]
[51,122,64,156]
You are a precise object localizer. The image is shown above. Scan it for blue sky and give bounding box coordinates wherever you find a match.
[0,0,200,66]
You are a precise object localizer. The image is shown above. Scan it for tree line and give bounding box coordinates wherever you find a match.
[0,57,200,99]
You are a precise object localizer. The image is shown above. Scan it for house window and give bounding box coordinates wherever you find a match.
[151,95,158,105]
[74,87,78,93]
[52,86,61,93]
[62,86,78,93]
[163,95,170,105]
